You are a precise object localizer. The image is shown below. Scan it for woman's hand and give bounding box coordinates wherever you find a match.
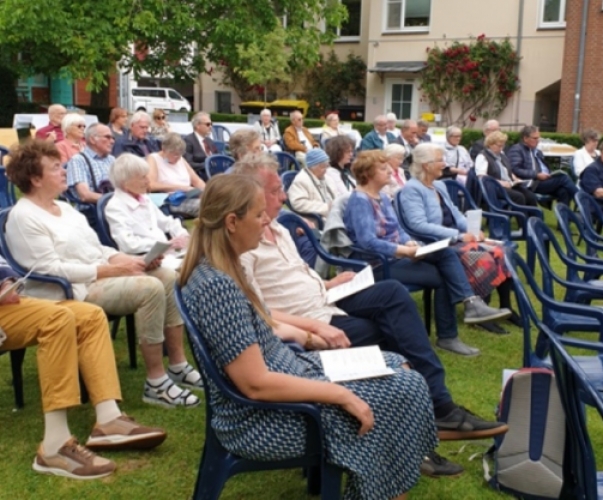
[0,280,20,306]
[461,233,477,243]
[340,391,374,435]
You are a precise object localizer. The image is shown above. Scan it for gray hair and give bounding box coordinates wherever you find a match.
[85,122,105,143]
[61,113,85,134]
[229,129,261,160]
[231,152,279,177]
[191,111,210,128]
[483,119,500,134]
[161,132,186,154]
[520,125,539,140]
[373,115,387,126]
[386,112,398,122]
[400,119,417,131]
[109,153,149,189]
[417,119,429,129]
[383,143,406,159]
[326,113,339,124]
[290,110,303,121]
[409,143,443,181]
[446,126,462,139]
[260,108,272,117]
[130,111,150,126]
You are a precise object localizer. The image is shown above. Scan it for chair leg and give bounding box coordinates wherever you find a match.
[193,459,230,500]
[110,316,120,340]
[125,315,137,369]
[320,462,343,500]
[306,465,321,495]
[9,348,26,409]
[79,372,89,405]
[423,289,432,336]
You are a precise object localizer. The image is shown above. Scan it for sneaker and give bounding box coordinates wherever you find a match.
[436,338,480,357]
[436,406,509,440]
[86,414,167,451]
[167,363,204,391]
[507,310,523,328]
[33,437,115,480]
[420,451,464,478]
[143,378,200,409]
[464,297,511,324]
[476,322,509,335]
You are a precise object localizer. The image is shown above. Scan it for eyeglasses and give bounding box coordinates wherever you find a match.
[97,134,115,140]
[528,135,541,140]
[157,116,166,120]
[76,124,86,129]
[201,122,212,126]
[449,134,461,138]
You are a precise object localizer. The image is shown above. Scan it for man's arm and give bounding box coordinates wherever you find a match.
[508,145,537,180]
[270,309,350,348]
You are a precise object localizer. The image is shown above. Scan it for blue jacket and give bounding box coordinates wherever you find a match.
[507,141,546,186]
[359,130,396,151]
[112,134,160,158]
[398,178,467,241]
[579,157,603,197]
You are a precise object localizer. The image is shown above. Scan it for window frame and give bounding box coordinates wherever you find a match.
[538,0,566,29]
[334,0,362,42]
[382,0,432,34]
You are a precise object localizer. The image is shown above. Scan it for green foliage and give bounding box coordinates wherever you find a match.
[303,51,367,118]
[420,35,520,127]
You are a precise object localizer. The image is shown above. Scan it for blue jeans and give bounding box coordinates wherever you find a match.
[333,280,452,408]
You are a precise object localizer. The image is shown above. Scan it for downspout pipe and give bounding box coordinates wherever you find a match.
[572,0,589,133]
[513,0,524,129]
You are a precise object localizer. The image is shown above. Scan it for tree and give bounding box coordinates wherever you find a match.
[419,35,520,127]
[0,0,347,94]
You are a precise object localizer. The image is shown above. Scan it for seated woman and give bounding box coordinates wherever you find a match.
[55,113,86,164]
[343,150,511,356]
[253,109,282,153]
[105,154,189,255]
[147,132,206,217]
[442,126,472,185]
[321,113,345,141]
[382,143,407,199]
[400,143,520,328]
[288,148,337,220]
[386,113,401,138]
[6,140,202,409]
[0,257,166,480]
[325,135,356,197]
[573,128,600,179]
[230,129,263,161]
[179,174,438,500]
[108,107,129,140]
[149,109,171,142]
[475,131,537,206]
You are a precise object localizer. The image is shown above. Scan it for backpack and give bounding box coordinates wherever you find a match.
[484,368,566,500]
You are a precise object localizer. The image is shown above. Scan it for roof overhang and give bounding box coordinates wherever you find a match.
[368,61,425,82]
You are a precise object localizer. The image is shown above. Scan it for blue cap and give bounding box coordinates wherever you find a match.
[305,148,329,168]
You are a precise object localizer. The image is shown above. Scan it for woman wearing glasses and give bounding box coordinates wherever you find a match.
[55,113,87,164]
[150,109,171,142]
[254,109,282,152]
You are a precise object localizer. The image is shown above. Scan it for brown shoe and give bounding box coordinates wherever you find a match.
[86,414,167,451]
[33,437,115,480]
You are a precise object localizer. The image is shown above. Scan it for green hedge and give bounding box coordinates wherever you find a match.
[460,129,582,149]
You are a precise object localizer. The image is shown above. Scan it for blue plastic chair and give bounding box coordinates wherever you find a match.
[205,154,235,179]
[277,211,433,334]
[211,124,231,143]
[280,171,324,231]
[0,146,9,165]
[575,190,603,244]
[213,140,227,154]
[0,167,16,208]
[273,151,301,175]
[174,285,344,500]
[527,217,603,305]
[544,329,603,500]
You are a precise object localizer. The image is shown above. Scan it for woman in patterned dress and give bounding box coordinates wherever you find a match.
[179,174,438,500]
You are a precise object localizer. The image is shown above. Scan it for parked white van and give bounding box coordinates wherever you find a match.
[130,87,191,113]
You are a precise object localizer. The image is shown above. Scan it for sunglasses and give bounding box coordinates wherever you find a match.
[201,122,212,126]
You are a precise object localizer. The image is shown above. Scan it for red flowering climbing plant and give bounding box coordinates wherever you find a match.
[419,35,520,127]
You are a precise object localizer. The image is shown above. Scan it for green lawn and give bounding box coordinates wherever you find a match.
[1,211,602,499]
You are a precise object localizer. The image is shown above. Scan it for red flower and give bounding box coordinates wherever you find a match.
[469,115,477,122]
[477,33,486,41]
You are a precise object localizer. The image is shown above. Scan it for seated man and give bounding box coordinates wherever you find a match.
[469,119,500,161]
[359,115,395,151]
[396,119,419,172]
[417,119,432,143]
[233,153,508,477]
[283,111,319,163]
[579,155,603,206]
[183,112,218,180]
[0,256,166,479]
[112,111,160,158]
[507,125,578,206]
[35,104,67,143]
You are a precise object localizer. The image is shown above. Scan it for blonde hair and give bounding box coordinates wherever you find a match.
[179,175,273,325]
[484,131,508,148]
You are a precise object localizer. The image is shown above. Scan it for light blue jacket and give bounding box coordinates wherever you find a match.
[398,178,467,241]
[359,130,396,151]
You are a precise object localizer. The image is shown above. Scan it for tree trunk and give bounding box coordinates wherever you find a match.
[90,83,110,108]
[0,66,19,127]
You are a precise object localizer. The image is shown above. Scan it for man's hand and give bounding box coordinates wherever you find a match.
[309,321,351,349]
[594,188,603,199]
[0,280,20,306]
[536,172,551,180]
[325,271,356,290]
[110,255,146,276]
[145,257,163,271]
[170,234,189,250]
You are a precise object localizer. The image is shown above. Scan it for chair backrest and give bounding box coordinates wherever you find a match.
[273,151,301,175]
[575,190,603,239]
[0,167,16,208]
[465,166,483,207]
[96,193,118,248]
[211,124,231,143]
[442,179,478,212]
[281,170,298,193]
[393,190,437,243]
[479,175,512,210]
[213,140,227,154]
[554,203,600,264]
[205,154,235,179]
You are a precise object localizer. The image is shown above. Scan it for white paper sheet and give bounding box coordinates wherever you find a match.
[414,238,451,257]
[320,346,395,382]
[326,266,375,304]
[144,241,172,265]
[465,209,482,238]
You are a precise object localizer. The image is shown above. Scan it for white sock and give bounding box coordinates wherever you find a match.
[147,374,169,387]
[168,361,188,372]
[95,400,122,426]
[43,410,71,456]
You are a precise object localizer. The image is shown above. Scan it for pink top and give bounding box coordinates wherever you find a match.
[150,153,191,189]
[56,140,85,164]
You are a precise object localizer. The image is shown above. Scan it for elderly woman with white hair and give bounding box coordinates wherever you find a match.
[55,113,87,164]
[386,113,401,138]
[382,143,407,198]
[321,113,345,141]
[442,126,472,185]
[254,109,282,152]
[105,153,189,255]
[398,143,519,330]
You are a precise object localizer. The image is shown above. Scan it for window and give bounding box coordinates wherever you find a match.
[385,0,431,32]
[168,90,182,100]
[539,0,566,28]
[337,0,361,39]
[385,80,417,120]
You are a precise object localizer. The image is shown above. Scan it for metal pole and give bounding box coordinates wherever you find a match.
[572,0,589,133]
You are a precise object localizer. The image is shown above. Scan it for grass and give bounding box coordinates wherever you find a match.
[1,209,603,499]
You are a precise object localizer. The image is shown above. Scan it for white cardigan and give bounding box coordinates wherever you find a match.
[6,198,118,300]
[105,189,188,254]
[573,147,600,178]
[288,168,337,218]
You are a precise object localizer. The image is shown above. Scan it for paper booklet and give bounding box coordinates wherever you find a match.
[326,266,375,304]
[0,269,32,301]
[414,238,452,257]
[144,241,172,265]
[319,345,396,383]
[465,209,482,238]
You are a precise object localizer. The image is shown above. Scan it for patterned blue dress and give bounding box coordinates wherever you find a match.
[182,263,438,500]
